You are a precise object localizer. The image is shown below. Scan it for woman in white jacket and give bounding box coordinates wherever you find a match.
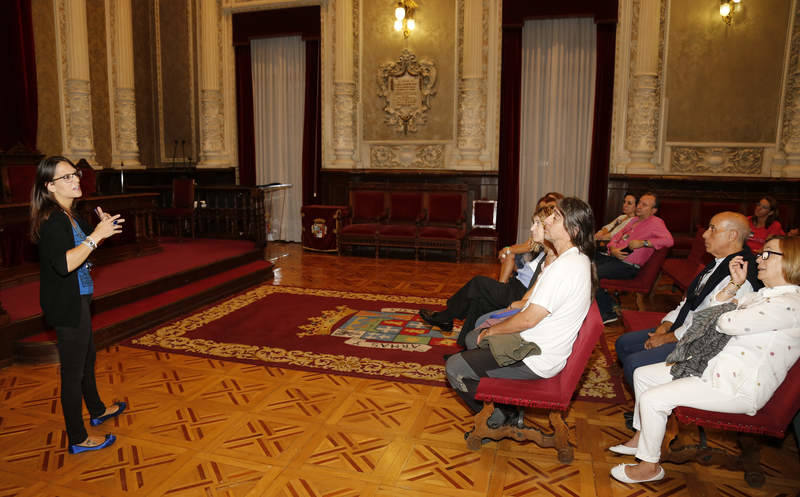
[608,235,800,483]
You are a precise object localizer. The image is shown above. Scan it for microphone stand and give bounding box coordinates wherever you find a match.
[120,161,125,193]
[181,140,186,169]
[171,140,178,166]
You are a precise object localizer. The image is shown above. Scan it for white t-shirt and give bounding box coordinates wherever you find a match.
[520,246,592,378]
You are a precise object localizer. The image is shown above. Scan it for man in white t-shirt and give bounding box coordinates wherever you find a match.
[445,197,596,426]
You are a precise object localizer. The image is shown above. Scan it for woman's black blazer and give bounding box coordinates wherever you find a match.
[38,210,92,328]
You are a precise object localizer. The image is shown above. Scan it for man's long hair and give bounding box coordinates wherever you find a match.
[556,197,598,293]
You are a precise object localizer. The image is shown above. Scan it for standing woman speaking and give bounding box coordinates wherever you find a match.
[30,156,127,454]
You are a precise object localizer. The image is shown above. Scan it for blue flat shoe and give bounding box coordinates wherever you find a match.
[90,401,127,426]
[68,433,116,454]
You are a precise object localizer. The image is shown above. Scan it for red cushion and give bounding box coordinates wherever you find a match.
[378,225,416,237]
[341,223,380,235]
[79,165,97,196]
[351,191,385,221]
[7,165,36,203]
[601,247,670,293]
[419,226,464,239]
[621,310,666,333]
[427,193,463,223]
[388,192,423,222]
[675,359,800,438]
[473,201,497,227]
[662,258,705,292]
[659,200,694,236]
[172,178,195,209]
[699,201,742,228]
[475,303,603,410]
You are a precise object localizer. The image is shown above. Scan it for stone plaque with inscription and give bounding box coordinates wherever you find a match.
[377,49,437,135]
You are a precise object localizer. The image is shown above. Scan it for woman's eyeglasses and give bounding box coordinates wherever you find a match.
[52,169,83,182]
[757,250,783,260]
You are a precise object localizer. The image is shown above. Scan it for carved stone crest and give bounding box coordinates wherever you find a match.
[377,49,437,134]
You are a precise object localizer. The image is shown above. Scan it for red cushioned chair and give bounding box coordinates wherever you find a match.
[661,226,710,292]
[338,189,387,256]
[157,178,196,240]
[601,246,670,311]
[466,302,604,463]
[377,191,424,258]
[620,309,800,488]
[658,199,695,256]
[466,199,498,259]
[418,191,467,262]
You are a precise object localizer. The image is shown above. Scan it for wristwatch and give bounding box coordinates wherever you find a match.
[643,240,651,248]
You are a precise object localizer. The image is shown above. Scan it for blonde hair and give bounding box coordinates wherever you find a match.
[769,236,800,285]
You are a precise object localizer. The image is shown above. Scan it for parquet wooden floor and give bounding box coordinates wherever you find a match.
[1,243,798,497]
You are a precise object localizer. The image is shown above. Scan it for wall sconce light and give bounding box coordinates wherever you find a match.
[720,0,742,26]
[393,0,417,38]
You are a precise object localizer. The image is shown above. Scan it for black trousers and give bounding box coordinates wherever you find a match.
[440,276,527,347]
[55,295,106,446]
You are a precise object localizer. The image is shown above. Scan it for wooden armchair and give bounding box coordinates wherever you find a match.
[418,191,467,262]
[157,178,196,240]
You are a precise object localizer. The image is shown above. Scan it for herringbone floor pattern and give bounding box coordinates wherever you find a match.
[0,243,798,497]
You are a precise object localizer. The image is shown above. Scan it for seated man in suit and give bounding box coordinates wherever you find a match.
[596,192,674,323]
[616,211,761,388]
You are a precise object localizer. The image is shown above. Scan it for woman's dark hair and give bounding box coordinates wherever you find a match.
[761,195,779,228]
[623,192,637,203]
[556,197,598,292]
[30,156,75,242]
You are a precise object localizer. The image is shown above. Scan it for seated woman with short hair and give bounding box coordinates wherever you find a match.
[609,235,800,484]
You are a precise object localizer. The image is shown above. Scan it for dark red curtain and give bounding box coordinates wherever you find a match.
[301,40,321,205]
[0,0,37,152]
[497,27,523,248]
[587,22,617,225]
[234,45,256,186]
[498,0,618,245]
[232,7,320,195]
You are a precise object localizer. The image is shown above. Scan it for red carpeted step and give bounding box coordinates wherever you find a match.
[16,260,273,356]
[0,239,258,322]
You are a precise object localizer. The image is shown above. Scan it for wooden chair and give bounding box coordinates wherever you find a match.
[157,178,196,240]
[466,199,498,259]
[466,303,604,462]
[600,246,670,311]
[418,191,467,262]
[661,226,709,292]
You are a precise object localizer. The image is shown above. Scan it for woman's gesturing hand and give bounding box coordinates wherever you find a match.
[90,211,124,242]
[728,255,748,287]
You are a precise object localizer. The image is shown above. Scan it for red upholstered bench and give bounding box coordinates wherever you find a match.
[621,310,800,488]
[601,246,670,311]
[466,303,603,463]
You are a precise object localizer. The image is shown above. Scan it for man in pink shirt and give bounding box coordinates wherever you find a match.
[596,192,674,323]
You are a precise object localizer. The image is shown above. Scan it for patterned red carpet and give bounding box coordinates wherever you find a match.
[125,284,625,402]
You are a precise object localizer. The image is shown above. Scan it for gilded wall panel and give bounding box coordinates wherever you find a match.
[33,0,62,156]
[665,0,791,143]
[361,0,455,141]
[87,0,111,166]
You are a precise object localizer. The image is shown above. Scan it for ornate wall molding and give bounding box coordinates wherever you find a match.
[200,89,224,153]
[457,78,485,154]
[622,0,665,173]
[55,0,97,164]
[670,146,763,175]
[107,0,141,167]
[456,0,487,167]
[369,144,444,169]
[333,81,356,163]
[377,49,438,135]
[778,1,800,176]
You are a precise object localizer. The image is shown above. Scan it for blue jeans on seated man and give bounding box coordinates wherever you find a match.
[615,328,677,387]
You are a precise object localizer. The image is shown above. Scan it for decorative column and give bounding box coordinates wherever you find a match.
[457,0,485,167]
[108,0,141,167]
[59,0,96,164]
[777,4,800,177]
[624,0,662,173]
[197,0,226,166]
[332,0,356,167]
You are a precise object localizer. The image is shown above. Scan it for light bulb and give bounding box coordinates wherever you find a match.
[394,19,403,31]
[395,6,405,20]
[407,18,415,31]
[732,0,740,3]
[720,2,731,16]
